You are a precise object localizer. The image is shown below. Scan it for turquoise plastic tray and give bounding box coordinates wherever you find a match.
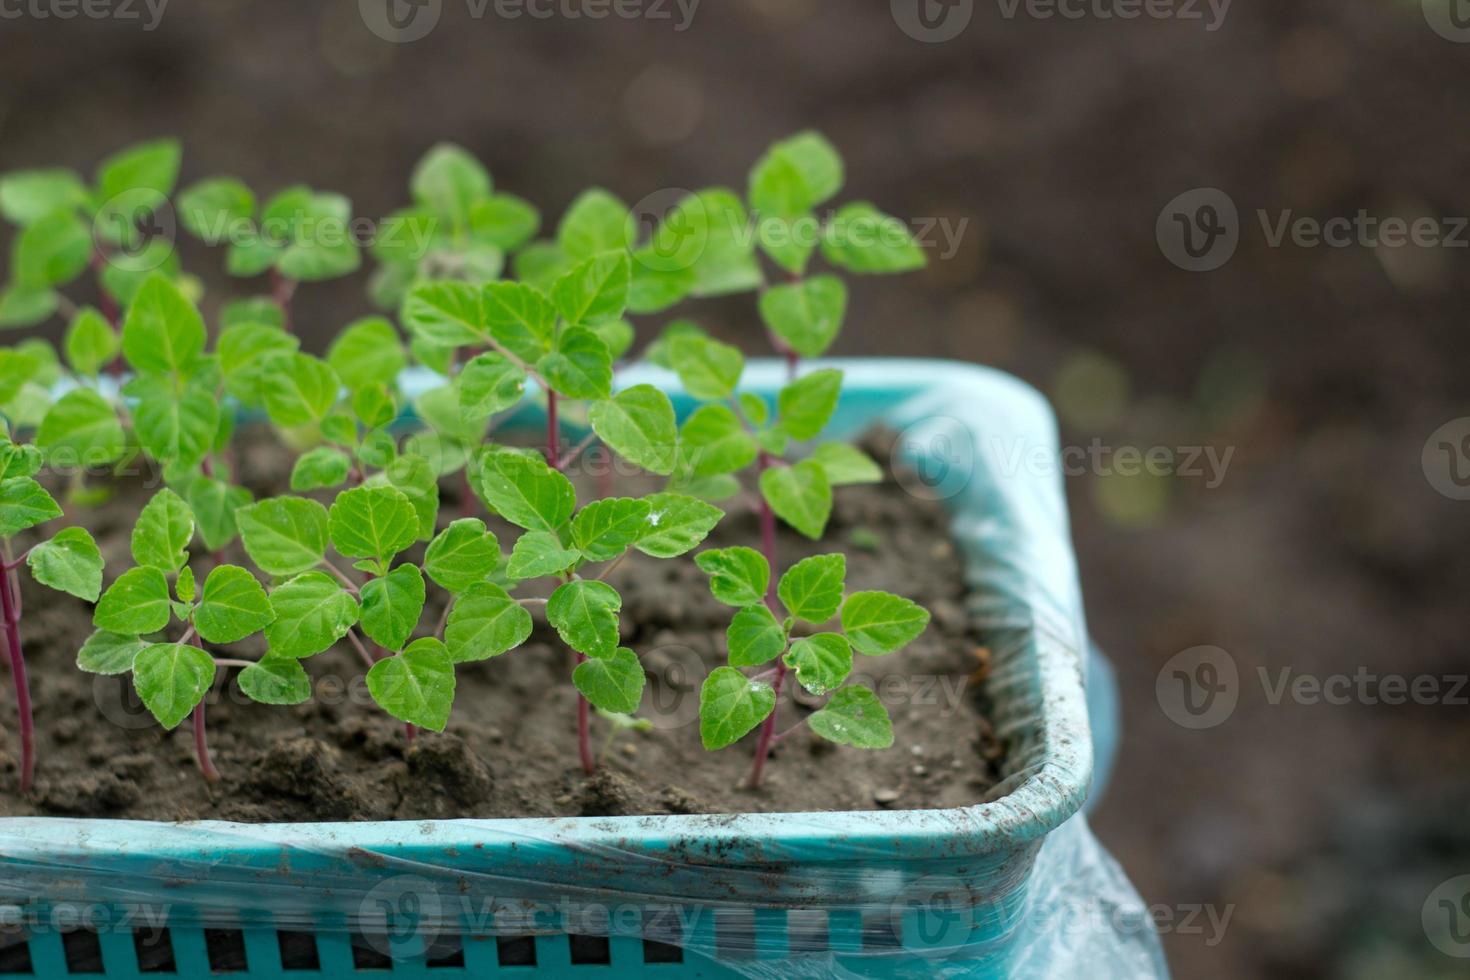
[0,360,1118,979]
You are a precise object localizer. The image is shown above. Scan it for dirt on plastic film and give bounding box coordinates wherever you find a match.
[0,428,1007,821]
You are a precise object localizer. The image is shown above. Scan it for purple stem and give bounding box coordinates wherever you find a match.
[0,564,34,793]
[545,394,594,773]
[747,449,784,790]
[189,633,220,782]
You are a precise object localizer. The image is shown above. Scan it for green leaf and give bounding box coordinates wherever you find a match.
[841,591,931,655]
[808,685,893,748]
[586,318,635,360]
[175,565,196,604]
[571,497,650,562]
[412,143,492,224]
[0,477,61,537]
[727,605,786,667]
[382,454,440,541]
[132,642,214,730]
[778,553,845,623]
[458,352,526,422]
[291,447,353,491]
[749,131,844,218]
[401,280,484,347]
[328,485,419,564]
[226,236,280,277]
[353,385,397,429]
[76,630,148,675]
[628,257,695,314]
[94,566,171,635]
[129,488,195,572]
[221,297,285,329]
[275,192,361,282]
[64,308,121,376]
[811,442,883,486]
[424,518,500,592]
[759,460,832,540]
[506,530,581,580]
[668,333,744,400]
[27,526,103,601]
[694,547,769,607]
[134,385,219,470]
[477,450,576,532]
[121,274,206,378]
[0,168,87,225]
[445,581,533,662]
[218,323,298,405]
[366,637,456,731]
[238,656,312,705]
[547,579,621,659]
[537,327,612,400]
[777,368,843,442]
[822,203,927,274]
[468,194,540,251]
[754,212,819,276]
[360,563,426,651]
[177,177,254,243]
[699,666,775,750]
[664,189,762,296]
[265,571,360,658]
[635,493,723,558]
[784,633,852,696]
[236,496,329,576]
[13,209,90,289]
[265,353,341,427]
[551,251,631,327]
[558,189,630,259]
[573,647,645,714]
[588,384,678,475]
[759,277,847,360]
[195,564,275,644]
[180,476,252,552]
[96,139,181,202]
[481,280,555,362]
[0,442,41,480]
[0,286,57,328]
[679,404,757,477]
[36,388,126,468]
[514,240,575,288]
[327,317,405,390]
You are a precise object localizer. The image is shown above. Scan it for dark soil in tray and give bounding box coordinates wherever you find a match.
[0,429,1005,821]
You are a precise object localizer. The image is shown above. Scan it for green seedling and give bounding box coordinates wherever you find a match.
[0,430,105,792]
[178,176,363,331]
[81,487,276,780]
[0,140,189,335]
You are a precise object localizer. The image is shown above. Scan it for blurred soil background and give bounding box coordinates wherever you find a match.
[2,1,1468,975]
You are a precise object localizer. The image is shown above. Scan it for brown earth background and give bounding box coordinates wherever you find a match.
[2,1,1468,976]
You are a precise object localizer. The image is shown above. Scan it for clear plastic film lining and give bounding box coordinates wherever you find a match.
[0,361,1167,979]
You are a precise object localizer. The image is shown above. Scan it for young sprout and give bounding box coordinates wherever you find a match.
[178,177,363,332]
[83,488,275,781]
[0,140,186,336]
[0,433,105,792]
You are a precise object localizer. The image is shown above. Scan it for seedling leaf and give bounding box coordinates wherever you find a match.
[808,685,893,748]
[588,384,678,476]
[694,547,769,607]
[94,566,171,635]
[195,564,275,644]
[573,646,645,714]
[76,630,149,675]
[759,460,832,539]
[27,527,103,601]
[366,637,456,731]
[360,563,426,651]
[727,605,786,667]
[265,571,360,658]
[571,497,651,562]
[783,633,852,696]
[547,579,621,659]
[507,530,581,580]
[236,496,329,576]
[445,582,532,662]
[238,655,313,705]
[840,591,931,655]
[477,450,576,532]
[132,642,215,730]
[634,492,723,558]
[699,666,775,750]
[424,518,500,592]
[777,553,845,624]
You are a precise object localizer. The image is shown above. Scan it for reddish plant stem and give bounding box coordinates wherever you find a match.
[747,449,784,790]
[405,723,417,745]
[271,270,296,334]
[0,562,34,793]
[546,390,560,466]
[190,633,220,782]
